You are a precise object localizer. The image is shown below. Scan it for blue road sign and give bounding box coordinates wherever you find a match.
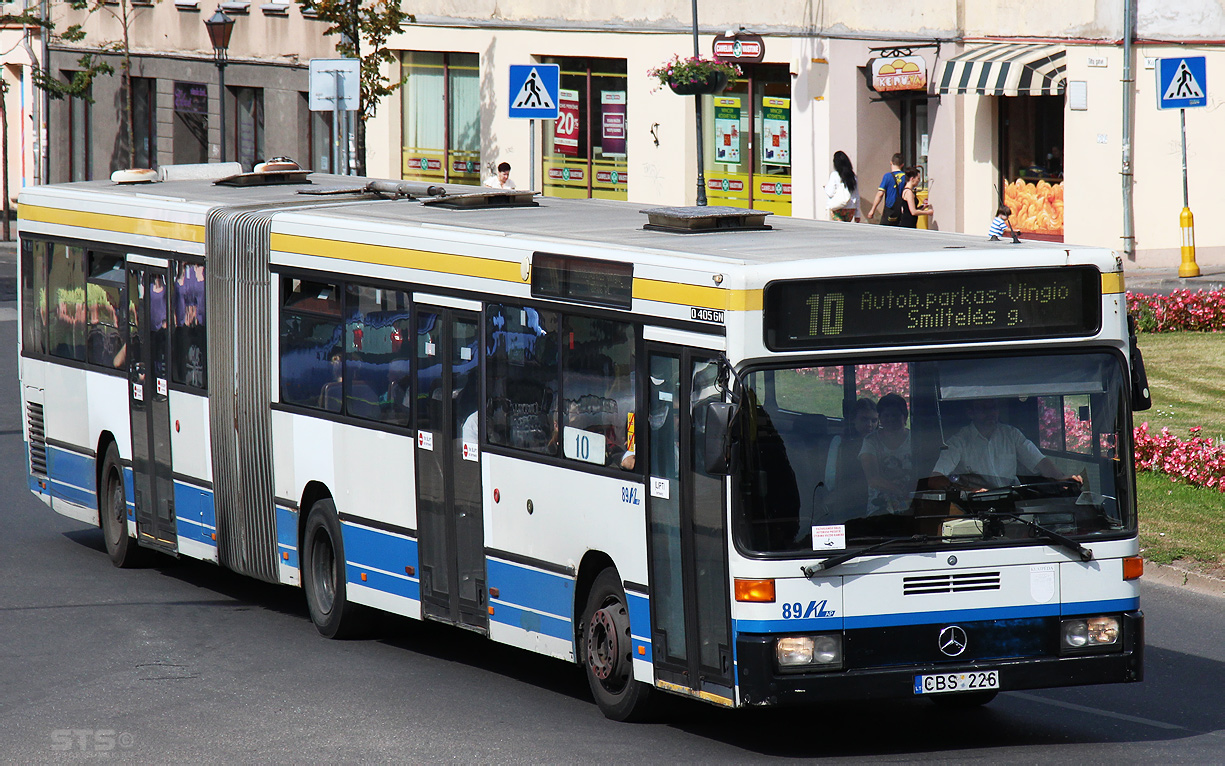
[508,64,560,119]
[1157,56,1208,110]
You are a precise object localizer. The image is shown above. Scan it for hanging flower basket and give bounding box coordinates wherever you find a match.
[649,55,740,95]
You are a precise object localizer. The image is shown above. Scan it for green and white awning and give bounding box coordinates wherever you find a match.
[937,43,1066,97]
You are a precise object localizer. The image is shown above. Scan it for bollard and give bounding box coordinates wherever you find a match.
[916,189,930,230]
[1179,206,1200,278]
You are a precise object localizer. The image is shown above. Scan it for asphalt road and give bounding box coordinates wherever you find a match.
[2,250,1224,762]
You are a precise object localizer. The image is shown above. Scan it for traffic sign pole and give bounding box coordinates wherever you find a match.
[1180,109,1199,277]
[1157,57,1205,278]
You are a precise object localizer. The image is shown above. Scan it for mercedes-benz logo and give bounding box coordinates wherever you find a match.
[938,625,968,657]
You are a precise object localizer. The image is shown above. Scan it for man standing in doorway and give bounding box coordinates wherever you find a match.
[866,153,906,226]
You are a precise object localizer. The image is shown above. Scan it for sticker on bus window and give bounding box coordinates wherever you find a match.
[462,441,478,461]
[460,346,472,361]
[425,341,436,357]
[812,525,846,550]
[157,378,167,397]
[132,382,143,402]
[650,476,669,499]
[417,430,434,451]
[563,427,604,465]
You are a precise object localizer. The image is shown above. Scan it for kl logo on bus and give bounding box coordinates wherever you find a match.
[781,599,836,620]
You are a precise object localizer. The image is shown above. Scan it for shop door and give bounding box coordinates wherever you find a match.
[413,306,487,633]
[644,348,734,700]
[127,261,176,552]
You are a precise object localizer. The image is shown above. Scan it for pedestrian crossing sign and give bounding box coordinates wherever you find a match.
[508,64,560,119]
[1157,56,1208,110]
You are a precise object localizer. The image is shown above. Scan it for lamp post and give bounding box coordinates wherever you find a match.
[204,8,235,163]
[691,0,707,205]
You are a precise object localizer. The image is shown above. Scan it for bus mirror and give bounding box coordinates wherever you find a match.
[1127,315,1152,411]
[703,401,738,475]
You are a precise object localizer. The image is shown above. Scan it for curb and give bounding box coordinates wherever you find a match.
[1141,559,1225,599]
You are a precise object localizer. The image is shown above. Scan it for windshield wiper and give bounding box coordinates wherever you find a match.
[981,509,1094,562]
[801,535,932,576]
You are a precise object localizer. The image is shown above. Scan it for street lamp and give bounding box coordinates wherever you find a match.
[204,8,235,163]
[690,0,707,205]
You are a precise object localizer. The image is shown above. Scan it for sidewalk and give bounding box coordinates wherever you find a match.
[1123,263,1225,294]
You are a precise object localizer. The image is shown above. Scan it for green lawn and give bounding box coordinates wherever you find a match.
[1135,332,1225,441]
[1137,471,1225,568]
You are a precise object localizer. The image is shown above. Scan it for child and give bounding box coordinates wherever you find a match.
[988,205,1011,240]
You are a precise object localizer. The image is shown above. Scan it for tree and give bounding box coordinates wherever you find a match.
[297,0,414,176]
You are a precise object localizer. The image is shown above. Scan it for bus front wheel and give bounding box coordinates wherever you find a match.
[580,568,653,721]
[99,443,144,568]
[302,499,369,639]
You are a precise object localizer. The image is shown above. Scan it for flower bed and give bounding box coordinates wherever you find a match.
[1126,289,1225,332]
[1134,422,1225,492]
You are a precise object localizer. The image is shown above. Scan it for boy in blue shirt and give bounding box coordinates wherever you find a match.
[988,205,1012,240]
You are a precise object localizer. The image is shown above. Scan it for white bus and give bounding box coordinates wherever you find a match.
[18,164,1149,720]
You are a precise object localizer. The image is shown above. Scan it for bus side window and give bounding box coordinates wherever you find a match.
[171,261,207,389]
[47,243,87,361]
[344,283,411,425]
[484,303,560,455]
[20,239,49,356]
[279,277,343,412]
[560,315,635,469]
[86,252,127,370]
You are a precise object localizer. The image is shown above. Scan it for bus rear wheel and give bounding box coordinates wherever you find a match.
[580,568,653,721]
[302,498,369,639]
[99,443,144,568]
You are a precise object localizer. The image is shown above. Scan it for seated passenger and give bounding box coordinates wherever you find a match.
[929,399,1082,490]
[821,398,877,518]
[858,393,914,516]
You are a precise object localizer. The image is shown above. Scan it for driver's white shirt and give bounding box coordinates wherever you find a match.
[932,423,1046,485]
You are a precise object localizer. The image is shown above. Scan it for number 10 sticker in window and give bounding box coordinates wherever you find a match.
[564,426,603,465]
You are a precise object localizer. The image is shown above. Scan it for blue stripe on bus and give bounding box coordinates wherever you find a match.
[1062,597,1140,616]
[625,590,653,663]
[734,616,842,634]
[173,482,216,547]
[486,558,574,622]
[276,506,300,569]
[489,600,574,642]
[342,522,421,602]
[46,445,96,508]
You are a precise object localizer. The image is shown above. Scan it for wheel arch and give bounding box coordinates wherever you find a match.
[94,430,120,523]
[573,549,617,653]
[297,480,334,562]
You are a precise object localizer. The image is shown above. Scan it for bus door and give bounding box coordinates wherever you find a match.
[644,348,734,700]
[126,259,177,552]
[413,304,487,632]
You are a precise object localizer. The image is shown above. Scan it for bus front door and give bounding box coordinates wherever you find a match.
[126,261,177,552]
[645,350,734,702]
[413,306,487,633]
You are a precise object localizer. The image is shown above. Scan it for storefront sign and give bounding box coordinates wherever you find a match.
[554,89,580,157]
[871,55,928,92]
[761,97,790,166]
[712,31,765,64]
[713,97,741,164]
[173,82,208,114]
[600,91,626,157]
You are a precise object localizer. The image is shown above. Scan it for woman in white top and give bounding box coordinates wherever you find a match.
[825,150,860,222]
[859,393,914,515]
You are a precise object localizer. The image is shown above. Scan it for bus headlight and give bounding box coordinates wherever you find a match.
[1061,616,1120,652]
[775,634,842,672]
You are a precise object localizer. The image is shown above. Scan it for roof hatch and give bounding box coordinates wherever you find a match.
[640,205,772,233]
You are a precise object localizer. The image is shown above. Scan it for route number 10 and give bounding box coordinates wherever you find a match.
[806,292,845,336]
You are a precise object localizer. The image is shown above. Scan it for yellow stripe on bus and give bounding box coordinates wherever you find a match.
[654,679,734,706]
[272,232,521,283]
[633,277,762,311]
[1100,272,1125,295]
[18,203,205,243]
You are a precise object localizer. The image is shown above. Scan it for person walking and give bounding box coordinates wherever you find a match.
[824,150,860,222]
[898,167,932,228]
[866,152,906,225]
[483,162,516,189]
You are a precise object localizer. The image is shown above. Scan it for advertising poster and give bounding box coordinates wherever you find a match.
[554,89,580,157]
[761,97,790,166]
[713,97,741,164]
[600,91,627,157]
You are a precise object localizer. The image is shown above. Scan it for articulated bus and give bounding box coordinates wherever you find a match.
[17,164,1149,720]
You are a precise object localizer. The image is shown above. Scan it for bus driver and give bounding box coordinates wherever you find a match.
[928,398,1082,490]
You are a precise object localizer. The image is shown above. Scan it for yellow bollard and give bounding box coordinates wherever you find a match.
[1179,206,1200,277]
[916,189,930,230]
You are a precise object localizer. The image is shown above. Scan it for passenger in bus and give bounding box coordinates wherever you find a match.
[858,393,915,515]
[822,397,877,513]
[929,398,1082,490]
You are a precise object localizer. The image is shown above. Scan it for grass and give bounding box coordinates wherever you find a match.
[1135,331,1225,441]
[1137,471,1225,570]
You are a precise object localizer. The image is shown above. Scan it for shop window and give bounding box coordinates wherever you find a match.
[173,82,209,165]
[279,277,343,412]
[540,57,628,201]
[484,303,560,455]
[560,316,635,468]
[344,284,412,425]
[703,63,791,216]
[86,252,126,369]
[233,87,264,172]
[171,261,207,389]
[21,239,49,355]
[131,77,157,169]
[401,51,480,184]
[1000,95,1064,240]
[47,243,87,361]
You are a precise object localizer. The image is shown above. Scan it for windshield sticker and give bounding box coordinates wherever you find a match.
[812,525,846,550]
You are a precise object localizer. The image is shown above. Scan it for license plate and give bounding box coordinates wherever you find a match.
[914,670,1000,694]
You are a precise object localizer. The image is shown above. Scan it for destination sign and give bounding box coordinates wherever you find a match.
[763,267,1101,350]
[531,252,633,309]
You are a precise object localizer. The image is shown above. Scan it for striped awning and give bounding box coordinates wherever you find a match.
[937,43,1066,97]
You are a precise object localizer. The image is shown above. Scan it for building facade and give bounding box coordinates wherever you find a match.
[39,0,1225,267]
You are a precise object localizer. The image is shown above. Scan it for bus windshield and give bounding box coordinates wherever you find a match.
[735,351,1134,556]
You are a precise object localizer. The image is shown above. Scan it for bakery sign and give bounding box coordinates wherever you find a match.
[871,54,928,92]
